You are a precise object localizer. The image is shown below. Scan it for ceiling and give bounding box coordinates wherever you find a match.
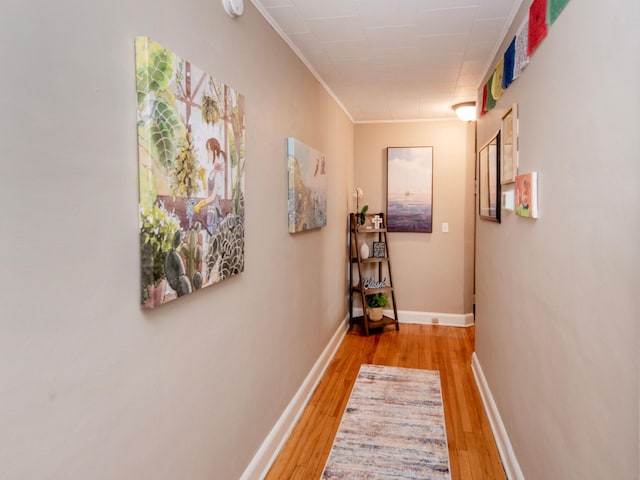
[251,0,521,122]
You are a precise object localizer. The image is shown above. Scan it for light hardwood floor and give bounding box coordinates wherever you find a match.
[265,324,506,480]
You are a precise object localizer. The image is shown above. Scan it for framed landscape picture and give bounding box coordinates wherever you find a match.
[478,132,500,222]
[386,146,433,233]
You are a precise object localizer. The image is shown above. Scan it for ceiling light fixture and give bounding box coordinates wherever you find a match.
[451,102,477,122]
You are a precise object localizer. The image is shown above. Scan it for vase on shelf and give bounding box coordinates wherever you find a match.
[360,242,370,259]
[367,307,384,321]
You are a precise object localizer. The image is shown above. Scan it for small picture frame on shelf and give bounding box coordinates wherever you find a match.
[373,242,386,258]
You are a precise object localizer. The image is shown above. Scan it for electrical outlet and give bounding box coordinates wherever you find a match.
[432,317,439,324]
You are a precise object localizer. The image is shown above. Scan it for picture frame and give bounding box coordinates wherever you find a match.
[373,241,386,258]
[500,104,518,185]
[515,172,539,218]
[287,138,327,233]
[478,132,501,222]
[386,146,433,233]
[135,37,246,309]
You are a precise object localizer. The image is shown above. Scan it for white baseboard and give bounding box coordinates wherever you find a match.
[353,307,474,327]
[240,315,349,480]
[471,353,524,480]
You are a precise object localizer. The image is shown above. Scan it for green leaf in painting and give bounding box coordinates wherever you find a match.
[150,121,176,173]
[138,165,156,210]
[136,67,150,105]
[146,98,184,172]
[228,129,237,168]
[152,98,182,132]
[135,46,174,110]
[148,49,174,91]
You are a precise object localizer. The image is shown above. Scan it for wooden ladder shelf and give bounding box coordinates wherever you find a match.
[349,212,399,336]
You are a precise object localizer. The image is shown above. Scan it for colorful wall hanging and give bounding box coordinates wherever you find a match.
[491,58,505,100]
[513,18,530,80]
[528,0,548,56]
[547,0,569,25]
[486,74,497,112]
[136,37,246,308]
[502,37,516,89]
[481,83,489,116]
[287,138,327,233]
[479,1,571,116]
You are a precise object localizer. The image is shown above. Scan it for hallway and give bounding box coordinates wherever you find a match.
[266,324,505,479]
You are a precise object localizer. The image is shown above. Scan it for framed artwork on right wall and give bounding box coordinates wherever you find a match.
[500,104,518,185]
[515,172,539,218]
[478,132,501,222]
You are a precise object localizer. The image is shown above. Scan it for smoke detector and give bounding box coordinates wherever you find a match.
[222,0,244,18]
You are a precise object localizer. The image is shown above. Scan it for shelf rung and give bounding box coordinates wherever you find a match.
[351,257,388,263]
[352,314,397,329]
[352,286,393,294]
[363,286,393,295]
[361,257,388,263]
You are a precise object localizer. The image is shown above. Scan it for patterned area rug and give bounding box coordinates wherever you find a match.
[321,364,451,479]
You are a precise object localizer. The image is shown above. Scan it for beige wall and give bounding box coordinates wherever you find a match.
[0,2,352,479]
[475,0,640,478]
[354,121,474,315]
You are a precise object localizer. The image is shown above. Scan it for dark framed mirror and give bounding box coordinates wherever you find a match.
[478,132,501,222]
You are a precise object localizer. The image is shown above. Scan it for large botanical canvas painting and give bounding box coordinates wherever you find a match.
[386,147,433,233]
[136,37,245,308]
[287,138,327,233]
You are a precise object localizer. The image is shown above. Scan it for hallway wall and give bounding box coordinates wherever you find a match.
[354,121,474,317]
[0,2,352,479]
[474,1,640,478]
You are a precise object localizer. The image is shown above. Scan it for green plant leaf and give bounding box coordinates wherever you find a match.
[365,292,389,308]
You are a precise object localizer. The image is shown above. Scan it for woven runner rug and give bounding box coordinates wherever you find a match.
[321,364,451,480]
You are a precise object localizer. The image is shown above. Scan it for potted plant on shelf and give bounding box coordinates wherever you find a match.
[365,292,389,321]
[358,204,369,226]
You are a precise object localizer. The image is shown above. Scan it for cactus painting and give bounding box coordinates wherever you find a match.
[136,37,245,308]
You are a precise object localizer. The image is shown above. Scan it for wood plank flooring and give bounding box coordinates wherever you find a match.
[264,324,506,480]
